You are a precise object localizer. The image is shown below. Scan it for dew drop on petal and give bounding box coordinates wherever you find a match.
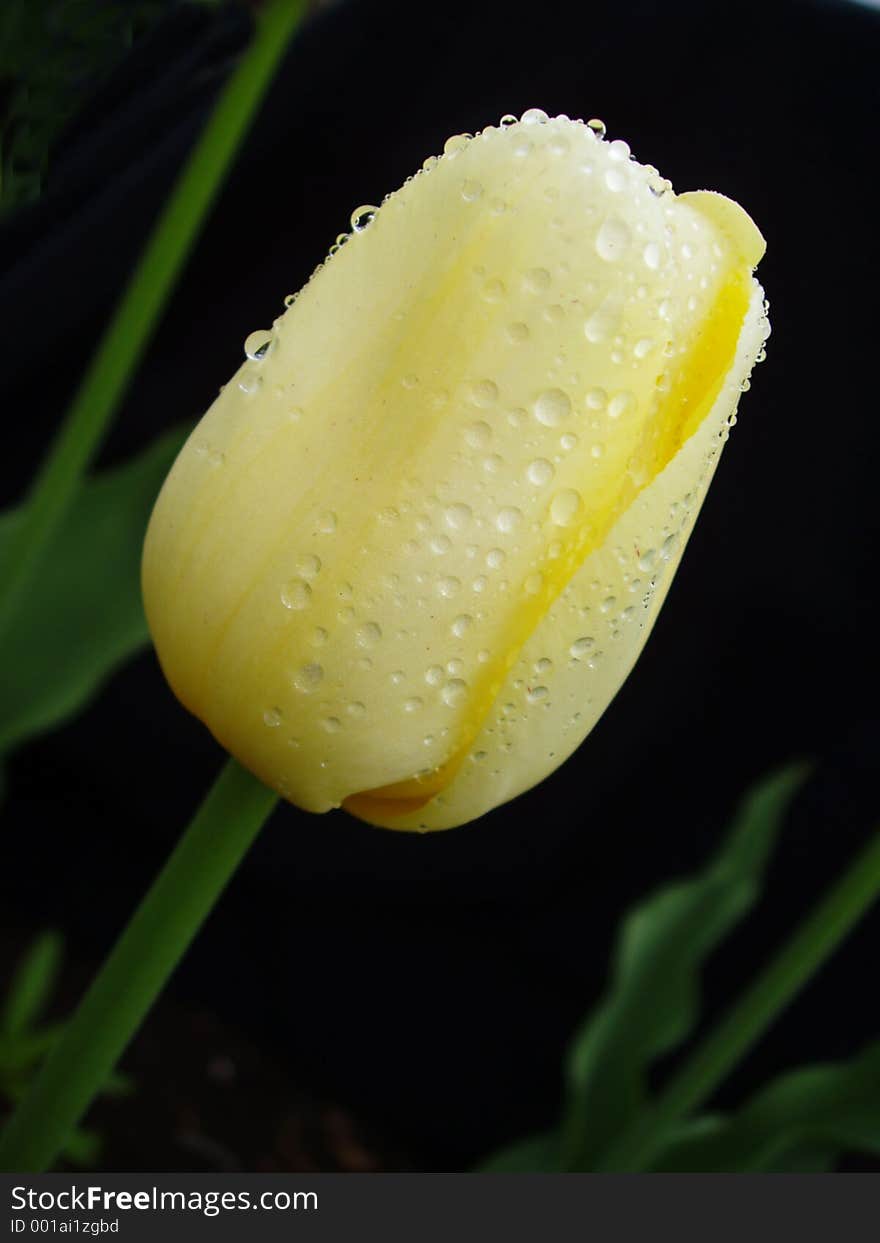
[534,388,571,427]
[464,420,492,449]
[281,579,311,610]
[495,507,522,534]
[244,329,273,361]
[351,204,378,232]
[527,458,555,487]
[442,679,468,707]
[293,663,323,692]
[550,489,582,526]
[643,241,662,270]
[595,217,632,262]
[523,267,551,294]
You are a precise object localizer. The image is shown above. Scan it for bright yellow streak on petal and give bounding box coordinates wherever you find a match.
[344,261,751,823]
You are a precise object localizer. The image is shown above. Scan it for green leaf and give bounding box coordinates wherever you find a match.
[0,1024,63,1074]
[62,1126,101,1168]
[562,765,807,1169]
[651,1041,880,1171]
[0,426,187,754]
[477,1129,562,1172]
[2,932,63,1037]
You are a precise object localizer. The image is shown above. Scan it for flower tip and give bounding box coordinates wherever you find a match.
[678,190,766,269]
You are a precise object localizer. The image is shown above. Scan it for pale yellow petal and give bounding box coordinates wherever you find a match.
[352,282,769,829]
[142,114,768,826]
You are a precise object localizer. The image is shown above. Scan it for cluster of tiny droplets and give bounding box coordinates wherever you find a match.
[214,110,763,813]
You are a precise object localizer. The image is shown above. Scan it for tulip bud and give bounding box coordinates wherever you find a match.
[142,111,768,831]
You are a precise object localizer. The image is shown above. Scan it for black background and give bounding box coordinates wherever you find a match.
[1,0,879,1169]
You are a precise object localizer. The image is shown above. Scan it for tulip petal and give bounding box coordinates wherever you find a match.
[353,281,769,829]
[142,114,768,828]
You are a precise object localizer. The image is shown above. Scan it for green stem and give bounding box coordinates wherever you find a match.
[594,829,880,1171]
[0,0,306,644]
[0,759,278,1172]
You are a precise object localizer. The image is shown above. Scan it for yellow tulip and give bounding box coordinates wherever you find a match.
[142,111,768,831]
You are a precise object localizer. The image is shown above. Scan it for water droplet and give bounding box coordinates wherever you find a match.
[322,716,342,733]
[534,388,571,427]
[312,626,328,645]
[586,387,607,411]
[464,420,492,449]
[483,277,506,302]
[487,548,506,569]
[535,657,553,674]
[469,379,499,408]
[643,241,662,270]
[238,370,261,394]
[297,554,322,578]
[293,663,323,692]
[527,458,555,487]
[584,300,621,344]
[507,321,530,343]
[351,204,378,231]
[661,533,679,559]
[605,168,628,193]
[560,433,578,452]
[609,391,636,420]
[587,118,607,139]
[523,267,551,294]
[472,574,488,592]
[263,707,283,727]
[442,679,468,707]
[591,443,605,459]
[461,179,483,201]
[634,337,655,359]
[401,372,419,389]
[595,217,632,262]
[281,579,311,610]
[452,613,473,637]
[527,685,548,704]
[570,637,594,657]
[608,138,631,162]
[404,697,424,713]
[500,113,517,128]
[443,133,471,157]
[356,622,382,647]
[550,488,582,526]
[244,329,273,361]
[521,107,549,124]
[317,511,337,534]
[495,506,522,534]
[437,575,461,598]
[445,502,472,529]
[638,548,657,571]
[601,596,616,613]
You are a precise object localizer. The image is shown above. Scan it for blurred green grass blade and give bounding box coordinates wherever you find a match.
[2,932,63,1037]
[477,1130,561,1172]
[0,426,187,754]
[0,0,306,648]
[651,1042,880,1171]
[562,765,807,1169]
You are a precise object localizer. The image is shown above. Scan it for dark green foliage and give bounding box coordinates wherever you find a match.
[0,425,188,754]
